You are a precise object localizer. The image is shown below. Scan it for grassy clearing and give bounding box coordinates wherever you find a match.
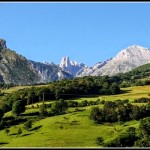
[1,84,49,94]
[0,85,149,147]
[102,85,150,102]
[0,105,139,147]
[70,85,150,103]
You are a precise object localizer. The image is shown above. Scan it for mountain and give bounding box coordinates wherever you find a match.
[0,39,73,85]
[90,45,150,76]
[59,56,87,76]
[29,60,73,82]
[0,39,41,84]
[76,59,112,77]
[57,45,150,77]
[0,38,150,85]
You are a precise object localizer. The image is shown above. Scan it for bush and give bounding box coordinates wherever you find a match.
[4,128,10,135]
[51,99,68,115]
[24,120,32,131]
[39,104,48,117]
[12,100,26,116]
[0,108,4,121]
[104,127,138,147]
[17,127,22,135]
[96,137,104,146]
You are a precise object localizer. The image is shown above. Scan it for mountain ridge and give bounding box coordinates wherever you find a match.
[0,38,150,84]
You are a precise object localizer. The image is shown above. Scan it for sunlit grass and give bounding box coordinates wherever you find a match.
[0,85,149,147]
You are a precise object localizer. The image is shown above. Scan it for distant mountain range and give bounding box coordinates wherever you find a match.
[0,38,150,85]
[59,45,150,77]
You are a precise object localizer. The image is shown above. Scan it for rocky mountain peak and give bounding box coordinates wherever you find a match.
[91,44,150,76]
[114,45,150,61]
[59,56,71,68]
[59,56,86,76]
[0,39,7,49]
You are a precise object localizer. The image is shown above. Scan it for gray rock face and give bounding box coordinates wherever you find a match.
[29,60,59,82]
[91,45,150,76]
[59,56,87,76]
[0,38,73,85]
[76,59,112,77]
[0,39,7,49]
[29,60,74,82]
[0,47,41,85]
[57,68,74,80]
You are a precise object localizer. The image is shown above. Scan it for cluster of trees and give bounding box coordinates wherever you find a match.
[1,76,120,113]
[90,101,150,123]
[103,117,150,147]
[0,83,15,89]
[133,97,150,103]
[118,63,150,82]
[107,63,150,88]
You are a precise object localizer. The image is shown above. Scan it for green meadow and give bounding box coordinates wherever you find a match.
[0,85,149,147]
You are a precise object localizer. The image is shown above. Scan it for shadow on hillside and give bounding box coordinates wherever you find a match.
[118,89,132,95]
[9,133,18,136]
[30,125,42,131]
[21,133,33,137]
[0,142,9,145]
[70,120,80,126]
[21,112,39,116]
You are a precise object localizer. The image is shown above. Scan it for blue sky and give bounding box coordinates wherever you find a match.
[0,2,150,66]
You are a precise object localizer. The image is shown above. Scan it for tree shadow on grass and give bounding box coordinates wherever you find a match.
[9,133,18,136]
[21,133,33,137]
[119,89,132,94]
[0,142,9,145]
[70,120,80,126]
[21,112,39,116]
[30,125,42,131]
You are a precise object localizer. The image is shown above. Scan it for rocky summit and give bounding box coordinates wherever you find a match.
[60,45,150,77]
[91,45,150,76]
[59,56,87,77]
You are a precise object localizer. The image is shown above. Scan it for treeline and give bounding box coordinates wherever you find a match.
[90,101,150,123]
[0,83,15,89]
[115,64,150,87]
[2,76,120,111]
[133,97,150,103]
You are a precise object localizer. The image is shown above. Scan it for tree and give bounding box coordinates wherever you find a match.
[134,138,150,147]
[89,107,103,123]
[110,83,120,94]
[104,127,138,147]
[1,103,10,113]
[17,127,22,135]
[130,105,141,120]
[51,99,68,115]
[39,104,48,117]
[27,92,36,105]
[24,120,32,131]
[0,108,4,121]
[134,117,150,147]
[96,137,104,146]
[4,128,10,136]
[12,100,26,116]
[139,117,150,138]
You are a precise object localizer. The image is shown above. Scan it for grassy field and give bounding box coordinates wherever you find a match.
[1,106,139,147]
[1,84,49,94]
[0,85,149,147]
[73,85,150,103]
